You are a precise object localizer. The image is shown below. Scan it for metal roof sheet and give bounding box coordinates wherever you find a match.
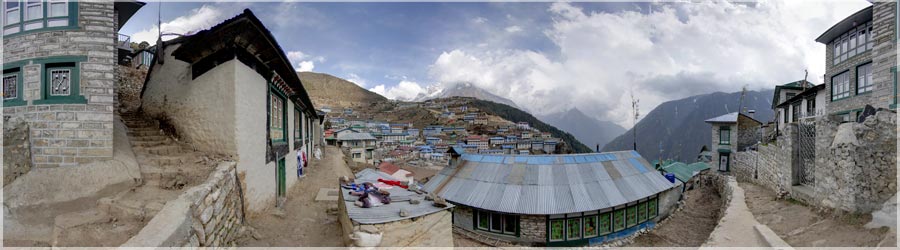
[422,150,677,215]
[336,132,376,141]
[343,169,452,224]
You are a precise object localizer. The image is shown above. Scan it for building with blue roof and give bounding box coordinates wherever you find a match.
[424,150,682,247]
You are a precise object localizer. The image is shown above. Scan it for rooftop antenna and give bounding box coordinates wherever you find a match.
[738,85,747,114]
[803,69,809,91]
[155,2,164,64]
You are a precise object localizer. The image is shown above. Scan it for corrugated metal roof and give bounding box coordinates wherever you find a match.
[704,112,738,123]
[343,169,453,224]
[662,162,711,183]
[421,150,677,215]
[336,132,376,141]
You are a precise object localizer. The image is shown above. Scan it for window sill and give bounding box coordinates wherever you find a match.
[3,25,79,39]
[32,95,86,105]
[3,99,27,107]
[855,90,873,96]
[831,96,851,102]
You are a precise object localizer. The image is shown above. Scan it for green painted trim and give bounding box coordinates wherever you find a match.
[830,69,852,102]
[38,62,85,105]
[3,60,27,70]
[33,55,87,64]
[717,148,732,153]
[832,108,865,116]
[3,1,79,39]
[3,69,25,107]
[268,85,288,143]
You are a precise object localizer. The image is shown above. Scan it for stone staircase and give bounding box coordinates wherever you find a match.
[49,111,218,247]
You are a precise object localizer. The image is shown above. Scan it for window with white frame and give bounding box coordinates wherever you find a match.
[270,93,285,141]
[48,0,66,17]
[857,63,874,94]
[5,1,19,25]
[832,71,851,100]
[24,0,41,21]
[833,22,874,65]
[4,0,73,34]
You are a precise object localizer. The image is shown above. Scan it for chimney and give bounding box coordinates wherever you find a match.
[596,144,600,152]
[748,110,756,119]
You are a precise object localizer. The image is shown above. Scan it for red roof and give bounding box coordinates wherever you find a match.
[377,161,413,176]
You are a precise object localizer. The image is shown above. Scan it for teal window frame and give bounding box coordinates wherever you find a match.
[719,126,731,145]
[2,66,26,107]
[269,86,287,143]
[831,70,851,101]
[294,107,302,143]
[856,62,874,94]
[33,56,87,105]
[3,0,78,38]
[473,209,520,237]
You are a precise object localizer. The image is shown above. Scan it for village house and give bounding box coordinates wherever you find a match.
[521,131,532,139]
[505,135,517,143]
[473,115,488,125]
[140,10,321,211]
[3,1,144,167]
[501,144,515,154]
[337,132,376,164]
[516,140,531,150]
[489,136,505,146]
[543,140,558,153]
[466,135,489,150]
[406,128,419,138]
[775,83,827,132]
[772,80,815,131]
[818,4,898,120]
[704,112,762,172]
[530,140,544,153]
[426,137,442,145]
[516,121,530,130]
[424,148,681,247]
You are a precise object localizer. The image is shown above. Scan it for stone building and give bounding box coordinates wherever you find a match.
[704,112,762,172]
[772,80,820,132]
[2,0,144,168]
[423,148,681,247]
[337,132,376,164]
[816,2,897,121]
[140,9,319,212]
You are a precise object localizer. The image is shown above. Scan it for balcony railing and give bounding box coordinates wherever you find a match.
[117,33,132,51]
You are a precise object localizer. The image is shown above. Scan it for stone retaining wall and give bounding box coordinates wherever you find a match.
[732,131,793,196]
[123,161,244,247]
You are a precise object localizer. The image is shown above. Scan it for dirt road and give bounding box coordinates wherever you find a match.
[235,146,352,247]
[630,184,722,247]
[742,182,895,247]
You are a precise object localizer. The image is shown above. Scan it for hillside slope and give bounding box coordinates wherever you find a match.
[299,72,387,108]
[414,82,520,108]
[602,90,775,162]
[539,108,625,152]
[467,99,593,153]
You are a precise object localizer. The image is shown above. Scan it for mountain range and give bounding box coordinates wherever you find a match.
[601,90,775,163]
[298,72,387,108]
[411,82,520,109]
[538,108,625,152]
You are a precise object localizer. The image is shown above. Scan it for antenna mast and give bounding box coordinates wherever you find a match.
[631,88,639,151]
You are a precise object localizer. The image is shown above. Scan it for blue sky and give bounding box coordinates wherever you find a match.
[121,1,870,128]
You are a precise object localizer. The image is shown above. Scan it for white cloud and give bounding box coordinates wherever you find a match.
[130,5,226,44]
[505,25,522,33]
[297,61,315,72]
[473,17,488,24]
[346,73,367,87]
[368,81,427,101]
[429,1,870,128]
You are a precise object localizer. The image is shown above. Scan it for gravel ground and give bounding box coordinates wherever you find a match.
[629,183,722,247]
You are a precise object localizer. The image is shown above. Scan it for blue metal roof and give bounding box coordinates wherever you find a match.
[343,169,453,224]
[422,150,676,215]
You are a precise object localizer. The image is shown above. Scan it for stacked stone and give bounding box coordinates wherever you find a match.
[2,1,118,168]
[815,111,896,213]
[187,162,244,247]
[3,117,33,185]
[518,215,546,242]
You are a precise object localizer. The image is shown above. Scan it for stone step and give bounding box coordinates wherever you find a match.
[128,130,163,137]
[141,168,191,190]
[138,145,182,155]
[130,139,170,148]
[127,125,160,131]
[146,155,188,166]
[97,193,167,222]
[123,121,157,127]
[130,135,169,142]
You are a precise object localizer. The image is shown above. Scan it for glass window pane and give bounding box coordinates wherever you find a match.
[584,215,598,237]
[638,201,648,222]
[626,205,637,227]
[4,75,17,100]
[503,215,517,234]
[566,218,581,240]
[648,198,658,218]
[6,9,18,25]
[490,213,502,231]
[613,209,625,231]
[49,69,70,96]
[478,211,489,229]
[49,2,66,17]
[599,212,611,235]
[549,219,565,241]
[25,4,40,20]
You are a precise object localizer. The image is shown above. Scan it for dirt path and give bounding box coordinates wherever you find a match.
[742,182,895,247]
[630,184,722,247]
[235,146,352,247]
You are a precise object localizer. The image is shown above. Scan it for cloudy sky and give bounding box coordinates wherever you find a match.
[121,1,871,128]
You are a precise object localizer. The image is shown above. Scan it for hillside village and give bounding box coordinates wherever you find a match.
[2,1,898,248]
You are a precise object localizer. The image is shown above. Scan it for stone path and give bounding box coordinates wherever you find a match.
[702,178,769,247]
[743,182,896,247]
[235,145,352,247]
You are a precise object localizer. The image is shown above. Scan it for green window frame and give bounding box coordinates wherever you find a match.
[648,197,658,218]
[269,87,287,143]
[3,0,78,37]
[474,209,519,236]
[294,108,302,142]
[598,211,612,235]
[549,219,564,242]
[637,200,648,223]
[35,61,86,105]
[566,217,582,240]
[832,71,851,101]
[3,67,25,106]
[583,214,598,238]
[718,126,731,145]
[626,205,637,227]
[857,62,874,94]
[613,208,625,232]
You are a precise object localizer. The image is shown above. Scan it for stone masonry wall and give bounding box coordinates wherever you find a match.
[452,206,545,246]
[709,123,737,171]
[2,0,118,168]
[186,161,244,247]
[732,126,794,195]
[813,111,896,213]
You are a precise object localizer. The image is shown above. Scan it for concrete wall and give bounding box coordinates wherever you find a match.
[141,45,237,156]
[3,1,119,168]
[123,161,244,247]
[656,186,683,221]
